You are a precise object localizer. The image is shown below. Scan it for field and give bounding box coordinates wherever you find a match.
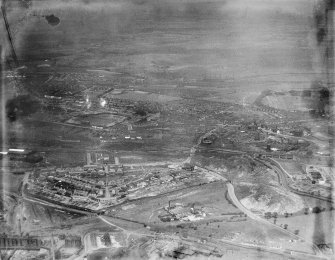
[239,183,305,215]
[261,94,310,112]
[277,160,306,177]
[21,201,83,232]
[9,0,318,108]
[182,218,315,255]
[68,113,126,127]
[276,209,334,247]
[110,182,241,224]
[105,90,181,103]
[103,181,316,256]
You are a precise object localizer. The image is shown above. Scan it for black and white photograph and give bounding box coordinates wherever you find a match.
[0,0,334,259]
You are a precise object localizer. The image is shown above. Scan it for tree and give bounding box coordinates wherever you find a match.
[101,233,111,246]
[283,224,288,230]
[294,230,300,235]
[264,212,271,219]
[312,207,322,214]
[272,212,278,219]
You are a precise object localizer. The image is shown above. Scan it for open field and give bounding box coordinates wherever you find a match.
[20,200,84,233]
[67,113,126,127]
[105,90,181,103]
[276,210,334,247]
[109,182,241,224]
[238,183,305,215]
[277,160,307,178]
[261,95,311,112]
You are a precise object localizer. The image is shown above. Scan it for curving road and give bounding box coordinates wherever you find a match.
[98,216,127,232]
[226,176,323,257]
[194,128,324,257]
[262,158,333,203]
[227,183,303,240]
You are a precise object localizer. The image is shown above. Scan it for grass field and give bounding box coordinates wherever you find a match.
[276,209,334,246]
[110,182,240,224]
[261,95,310,111]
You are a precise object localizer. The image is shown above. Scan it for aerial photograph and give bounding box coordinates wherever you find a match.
[0,0,334,259]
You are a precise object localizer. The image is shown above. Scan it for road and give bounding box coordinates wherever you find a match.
[98,216,127,232]
[22,194,92,216]
[98,211,327,259]
[261,158,333,203]
[194,128,325,257]
[197,147,246,154]
[227,183,302,239]
[195,129,308,238]
[11,125,329,258]
[225,177,323,257]
[34,120,94,130]
[269,158,293,179]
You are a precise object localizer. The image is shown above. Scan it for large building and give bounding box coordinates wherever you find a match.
[86,151,112,165]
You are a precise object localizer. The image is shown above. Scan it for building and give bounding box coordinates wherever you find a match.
[64,236,82,248]
[86,152,110,165]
